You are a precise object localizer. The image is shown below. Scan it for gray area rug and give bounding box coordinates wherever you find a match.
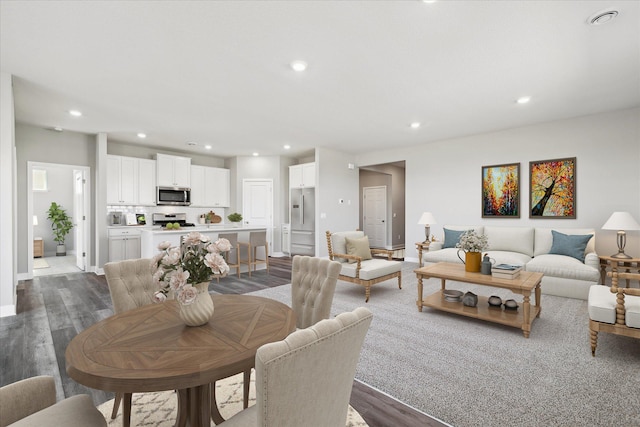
[249,263,640,427]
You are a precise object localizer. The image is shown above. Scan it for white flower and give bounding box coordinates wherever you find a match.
[177,285,198,305]
[153,291,167,303]
[152,268,165,284]
[163,247,181,266]
[205,252,229,275]
[184,231,203,246]
[213,238,231,253]
[169,268,189,291]
[456,230,489,252]
[158,241,172,250]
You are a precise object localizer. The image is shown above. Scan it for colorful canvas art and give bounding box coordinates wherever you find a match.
[482,163,520,218]
[529,157,576,218]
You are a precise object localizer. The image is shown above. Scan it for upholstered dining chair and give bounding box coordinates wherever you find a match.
[238,230,269,277]
[588,271,640,356]
[104,258,165,423]
[0,376,106,427]
[219,307,373,427]
[218,232,241,279]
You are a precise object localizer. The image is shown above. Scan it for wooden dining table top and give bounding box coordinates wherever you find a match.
[65,294,296,394]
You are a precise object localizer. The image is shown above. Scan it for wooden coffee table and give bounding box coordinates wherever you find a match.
[415,262,543,338]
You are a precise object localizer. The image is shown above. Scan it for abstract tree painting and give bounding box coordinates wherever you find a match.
[482,163,520,218]
[529,157,576,218]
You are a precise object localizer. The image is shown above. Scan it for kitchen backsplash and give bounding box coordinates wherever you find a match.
[107,205,228,225]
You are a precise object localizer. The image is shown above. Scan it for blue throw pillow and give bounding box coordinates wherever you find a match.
[549,230,592,262]
[443,228,467,249]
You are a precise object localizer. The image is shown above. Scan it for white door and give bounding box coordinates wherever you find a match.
[363,186,387,248]
[242,179,274,254]
[74,170,86,271]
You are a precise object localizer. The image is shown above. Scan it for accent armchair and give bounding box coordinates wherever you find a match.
[326,230,402,302]
[588,271,640,356]
[219,307,373,427]
[0,376,106,427]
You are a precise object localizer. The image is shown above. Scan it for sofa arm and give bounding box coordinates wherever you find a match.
[0,376,56,426]
[584,252,599,269]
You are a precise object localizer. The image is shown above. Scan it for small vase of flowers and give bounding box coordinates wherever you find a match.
[455,230,489,272]
[150,232,231,326]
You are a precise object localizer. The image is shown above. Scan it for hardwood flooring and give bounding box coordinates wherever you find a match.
[1,257,445,427]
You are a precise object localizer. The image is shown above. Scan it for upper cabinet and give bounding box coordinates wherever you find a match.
[107,155,157,206]
[289,162,316,188]
[156,153,191,187]
[190,165,230,207]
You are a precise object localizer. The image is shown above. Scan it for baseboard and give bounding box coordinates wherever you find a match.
[0,304,16,318]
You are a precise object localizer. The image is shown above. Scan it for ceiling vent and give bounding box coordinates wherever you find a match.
[588,10,619,25]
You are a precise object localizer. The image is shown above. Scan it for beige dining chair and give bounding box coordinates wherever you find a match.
[104,258,166,423]
[238,230,269,277]
[0,376,106,427]
[218,232,241,279]
[219,307,373,427]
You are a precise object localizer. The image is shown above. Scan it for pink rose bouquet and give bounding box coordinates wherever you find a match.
[150,232,230,305]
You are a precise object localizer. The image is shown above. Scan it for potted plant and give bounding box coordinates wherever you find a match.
[47,202,74,256]
[227,212,243,227]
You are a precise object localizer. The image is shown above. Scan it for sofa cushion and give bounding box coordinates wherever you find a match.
[442,225,483,248]
[526,254,600,282]
[484,226,534,257]
[549,230,592,262]
[534,228,595,257]
[339,258,402,280]
[484,251,531,267]
[330,231,365,263]
[443,228,466,249]
[588,285,640,328]
[345,236,372,263]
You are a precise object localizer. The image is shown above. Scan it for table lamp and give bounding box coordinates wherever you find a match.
[601,211,640,259]
[418,212,437,243]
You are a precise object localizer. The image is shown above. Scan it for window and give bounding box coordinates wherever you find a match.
[33,169,48,191]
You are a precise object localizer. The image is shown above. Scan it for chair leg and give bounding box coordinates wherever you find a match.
[123,392,132,427]
[365,285,371,303]
[111,392,122,419]
[590,329,598,357]
[243,368,251,409]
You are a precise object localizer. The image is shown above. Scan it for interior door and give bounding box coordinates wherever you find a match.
[74,170,86,271]
[363,186,387,248]
[242,179,274,254]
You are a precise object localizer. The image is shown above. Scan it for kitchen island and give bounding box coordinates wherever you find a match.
[141,225,268,273]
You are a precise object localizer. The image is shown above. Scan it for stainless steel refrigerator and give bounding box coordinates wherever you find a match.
[290,188,315,256]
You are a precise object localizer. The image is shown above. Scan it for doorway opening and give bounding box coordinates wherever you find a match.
[28,162,91,278]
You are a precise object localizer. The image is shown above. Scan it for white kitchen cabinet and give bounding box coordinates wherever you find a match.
[190,165,230,207]
[289,162,315,188]
[108,228,141,262]
[107,155,138,204]
[156,153,191,187]
[137,159,156,206]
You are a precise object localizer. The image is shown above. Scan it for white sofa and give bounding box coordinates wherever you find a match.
[422,225,600,300]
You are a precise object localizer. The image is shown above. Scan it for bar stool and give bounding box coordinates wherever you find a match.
[218,232,240,279]
[239,230,269,277]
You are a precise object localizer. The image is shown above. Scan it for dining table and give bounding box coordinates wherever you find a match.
[65,294,296,427]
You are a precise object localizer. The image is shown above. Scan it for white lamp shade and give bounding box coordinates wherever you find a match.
[33,215,38,226]
[602,212,640,231]
[418,212,437,225]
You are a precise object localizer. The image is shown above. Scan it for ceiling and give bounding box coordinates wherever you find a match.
[1,1,638,159]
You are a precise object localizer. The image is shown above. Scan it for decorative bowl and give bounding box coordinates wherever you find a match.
[504,299,519,310]
[443,289,463,302]
[488,295,502,307]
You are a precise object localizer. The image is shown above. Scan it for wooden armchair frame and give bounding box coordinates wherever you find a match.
[589,271,640,356]
[326,230,402,302]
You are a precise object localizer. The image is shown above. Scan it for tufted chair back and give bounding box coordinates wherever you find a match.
[104,258,160,314]
[291,255,342,329]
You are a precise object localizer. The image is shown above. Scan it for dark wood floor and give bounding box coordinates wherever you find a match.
[1,257,445,427]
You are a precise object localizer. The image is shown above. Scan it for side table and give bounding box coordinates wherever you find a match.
[34,237,44,258]
[599,255,640,287]
[415,242,430,267]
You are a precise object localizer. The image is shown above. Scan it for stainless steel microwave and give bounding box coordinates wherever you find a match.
[156,187,191,206]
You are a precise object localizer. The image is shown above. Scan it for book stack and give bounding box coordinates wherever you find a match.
[491,263,523,279]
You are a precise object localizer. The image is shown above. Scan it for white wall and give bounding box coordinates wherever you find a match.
[356,108,640,260]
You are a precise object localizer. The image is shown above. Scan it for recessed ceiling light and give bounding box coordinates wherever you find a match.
[69,110,82,117]
[137,133,147,139]
[253,152,259,157]
[410,122,421,129]
[204,145,212,150]
[588,9,618,25]
[283,144,291,150]
[52,127,63,132]
[290,60,308,72]
[516,96,531,104]
[422,0,437,3]
[187,141,198,146]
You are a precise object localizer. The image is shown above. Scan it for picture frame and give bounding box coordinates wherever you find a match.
[529,157,576,219]
[481,163,520,218]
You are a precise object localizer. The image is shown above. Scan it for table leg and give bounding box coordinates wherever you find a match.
[123,393,132,427]
[522,293,531,338]
[211,381,225,425]
[535,283,541,318]
[417,275,424,312]
[417,245,423,267]
[175,389,188,427]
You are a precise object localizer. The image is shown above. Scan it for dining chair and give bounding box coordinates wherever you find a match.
[218,232,240,279]
[238,230,269,277]
[104,258,166,423]
[0,376,106,427]
[219,307,373,427]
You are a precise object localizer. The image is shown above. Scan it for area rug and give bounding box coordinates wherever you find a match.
[248,263,640,427]
[33,258,49,269]
[97,372,367,426]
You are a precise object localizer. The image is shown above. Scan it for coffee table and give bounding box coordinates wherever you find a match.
[415,262,543,338]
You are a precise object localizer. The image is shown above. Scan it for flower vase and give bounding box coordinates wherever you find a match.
[179,282,214,326]
[465,252,482,272]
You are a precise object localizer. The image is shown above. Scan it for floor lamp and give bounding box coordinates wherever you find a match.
[602,211,640,259]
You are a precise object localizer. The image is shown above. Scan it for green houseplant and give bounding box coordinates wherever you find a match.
[227,212,243,227]
[47,202,74,256]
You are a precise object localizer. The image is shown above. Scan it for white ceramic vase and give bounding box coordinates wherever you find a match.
[179,282,214,327]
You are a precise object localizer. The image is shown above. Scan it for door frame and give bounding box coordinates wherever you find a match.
[27,161,91,278]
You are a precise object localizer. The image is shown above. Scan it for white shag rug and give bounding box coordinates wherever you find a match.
[97,371,368,426]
